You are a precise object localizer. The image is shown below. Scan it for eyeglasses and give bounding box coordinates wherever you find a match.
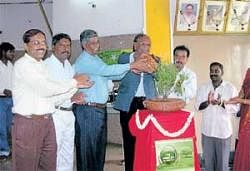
[29,40,47,46]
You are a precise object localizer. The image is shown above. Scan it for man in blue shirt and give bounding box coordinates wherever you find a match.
[74,29,150,171]
[113,34,157,171]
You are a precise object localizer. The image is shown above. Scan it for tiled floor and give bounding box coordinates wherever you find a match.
[104,144,124,171]
[0,144,124,171]
[0,144,234,171]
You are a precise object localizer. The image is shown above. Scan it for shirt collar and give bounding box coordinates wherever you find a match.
[83,50,98,58]
[181,66,187,71]
[209,80,226,88]
[129,52,135,63]
[24,53,43,63]
[50,54,68,67]
[0,60,12,66]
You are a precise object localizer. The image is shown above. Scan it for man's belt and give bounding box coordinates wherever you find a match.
[0,95,11,98]
[16,113,52,120]
[55,106,73,111]
[134,96,146,101]
[85,102,106,109]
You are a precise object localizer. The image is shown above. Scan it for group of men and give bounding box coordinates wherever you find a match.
[0,28,149,171]
[0,28,240,171]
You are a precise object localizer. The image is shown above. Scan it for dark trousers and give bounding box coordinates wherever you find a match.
[12,114,57,171]
[74,105,107,171]
[120,97,145,171]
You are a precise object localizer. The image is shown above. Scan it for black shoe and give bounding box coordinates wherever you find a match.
[0,155,8,161]
[0,153,11,161]
[119,159,125,165]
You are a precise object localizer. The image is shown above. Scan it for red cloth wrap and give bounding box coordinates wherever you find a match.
[129,109,200,171]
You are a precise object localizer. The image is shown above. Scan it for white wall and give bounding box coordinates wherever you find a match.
[53,0,144,39]
[0,5,3,43]
[170,0,177,34]
[0,2,52,49]
[1,0,143,49]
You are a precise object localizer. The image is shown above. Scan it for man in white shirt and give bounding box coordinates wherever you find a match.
[168,45,197,104]
[0,42,15,161]
[196,62,239,171]
[12,29,92,171]
[45,33,86,171]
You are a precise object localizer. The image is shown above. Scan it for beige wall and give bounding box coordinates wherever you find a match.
[174,35,250,88]
[174,35,250,152]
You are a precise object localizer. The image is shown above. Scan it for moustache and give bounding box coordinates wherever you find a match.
[37,48,46,51]
[175,61,183,64]
[62,51,70,54]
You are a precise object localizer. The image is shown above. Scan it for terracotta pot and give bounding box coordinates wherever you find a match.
[143,98,185,112]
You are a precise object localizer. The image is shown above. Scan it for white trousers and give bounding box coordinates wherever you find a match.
[53,110,75,171]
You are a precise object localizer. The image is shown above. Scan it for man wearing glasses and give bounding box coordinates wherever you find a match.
[12,29,92,171]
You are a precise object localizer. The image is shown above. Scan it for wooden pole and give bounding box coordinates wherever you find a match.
[37,0,53,37]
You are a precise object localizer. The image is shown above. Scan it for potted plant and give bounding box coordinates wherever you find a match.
[144,63,188,112]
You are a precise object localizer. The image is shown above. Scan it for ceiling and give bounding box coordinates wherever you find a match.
[0,0,52,4]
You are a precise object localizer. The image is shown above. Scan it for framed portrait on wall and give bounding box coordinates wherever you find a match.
[226,0,250,33]
[175,0,201,33]
[201,0,227,33]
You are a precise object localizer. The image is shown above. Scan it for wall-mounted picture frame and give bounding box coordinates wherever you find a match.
[226,0,250,33]
[201,0,227,33]
[175,0,201,33]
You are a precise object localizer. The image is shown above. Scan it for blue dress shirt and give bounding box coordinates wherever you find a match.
[74,51,130,104]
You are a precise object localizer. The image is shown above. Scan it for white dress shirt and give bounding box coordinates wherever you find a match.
[0,60,13,95]
[12,53,77,116]
[44,54,77,108]
[196,80,240,139]
[129,53,145,97]
[168,66,197,103]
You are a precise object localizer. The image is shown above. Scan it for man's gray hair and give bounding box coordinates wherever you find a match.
[80,29,98,44]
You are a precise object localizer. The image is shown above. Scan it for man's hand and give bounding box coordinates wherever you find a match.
[71,92,86,104]
[208,91,222,105]
[211,93,221,105]
[130,56,151,74]
[207,91,214,104]
[3,89,12,97]
[73,73,93,88]
[131,69,142,74]
[224,96,242,104]
[131,53,158,74]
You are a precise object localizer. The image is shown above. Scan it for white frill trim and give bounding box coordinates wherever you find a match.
[135,110,194,137]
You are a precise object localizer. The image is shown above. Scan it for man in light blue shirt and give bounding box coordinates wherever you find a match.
[74,29,149,171]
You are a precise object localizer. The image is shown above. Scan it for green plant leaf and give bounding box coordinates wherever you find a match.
[98,49,131,65]
[155,64,178,97]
